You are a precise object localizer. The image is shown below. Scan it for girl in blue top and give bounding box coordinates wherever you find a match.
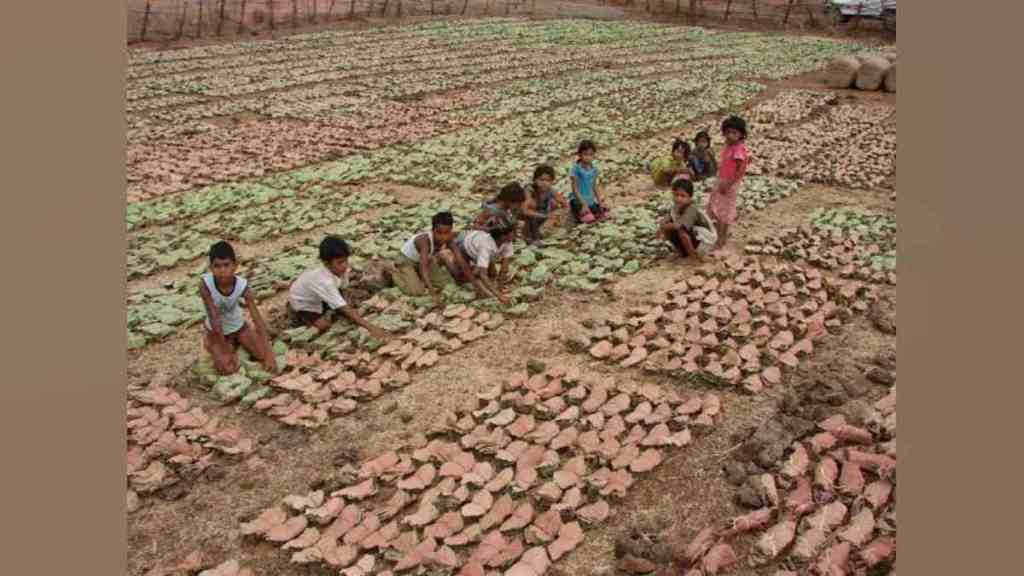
[568,139,609,223]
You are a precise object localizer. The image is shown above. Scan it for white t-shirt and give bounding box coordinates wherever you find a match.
[460,230,513,269]
[289,265,349,314]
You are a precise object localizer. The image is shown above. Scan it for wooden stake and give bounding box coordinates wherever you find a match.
[140,0,152,42]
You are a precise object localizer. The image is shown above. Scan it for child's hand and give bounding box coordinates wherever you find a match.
[497,294,510,305]
[368,326,389,341]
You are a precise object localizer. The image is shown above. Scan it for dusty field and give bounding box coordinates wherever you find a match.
[126,16,896,576]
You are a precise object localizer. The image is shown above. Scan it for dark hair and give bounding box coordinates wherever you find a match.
[209,240,237,263]
[319,235,351,262]
[432,211,454,229]
[671,138,692,158]
[577,139,596,155]
[694,130,712,145]
[671,178,695,195]
[489,225,516,242]
[721,115,748,140]
[496,182,526,204]
[533,164,556,181]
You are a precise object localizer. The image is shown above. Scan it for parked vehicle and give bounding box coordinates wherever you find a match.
[826,1,896,24]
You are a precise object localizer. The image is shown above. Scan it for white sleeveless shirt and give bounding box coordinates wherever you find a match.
[201,273,248,335]
[400,232,435,263]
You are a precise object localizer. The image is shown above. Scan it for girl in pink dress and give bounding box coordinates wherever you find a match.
[707,115,750,251]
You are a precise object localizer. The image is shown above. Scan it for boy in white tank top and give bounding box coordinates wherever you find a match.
[391,211,461,308]
[198,241,278,376]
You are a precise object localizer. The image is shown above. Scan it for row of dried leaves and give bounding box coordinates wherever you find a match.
[126,380,255,513]
[237,367,721,574]
[568,256,881,392]
[680,388,896,576]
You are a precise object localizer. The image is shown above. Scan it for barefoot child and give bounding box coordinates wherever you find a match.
[569,139,609,223]
[707,116,751,250]
[199,241,278,376]
[392,211,458,308]
[445,226,517,304]
[522,164,566,244]
[287,235,388,339]
[472,182,526,232]
[688,130,718,182]
[659,179,717,263]
[649,138,694,188]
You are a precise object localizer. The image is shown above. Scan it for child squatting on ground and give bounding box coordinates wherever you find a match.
[650,138,695,188]
[391,211,459,309]
[707,115,751,251]
[287,235,388,340]
[444,225,516,305]
[659,179,717,263]
[569,139,609,223]
[688,129,718,182]
[473,182,526,232]
[199,241,278,376]
[521,164,566,244]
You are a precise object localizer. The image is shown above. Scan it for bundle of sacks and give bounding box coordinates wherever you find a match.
[823,52,897,93]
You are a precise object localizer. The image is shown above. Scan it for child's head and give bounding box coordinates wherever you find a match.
[694,130,712,150]
[671,178,695,210]
[319,235,351,278]
[496,182,526,209]
[721,116,748,144]
[490,224,516,246]
[431,211,455,245]
[671,138,692,161]
[208,241,238,280]
[532,164,556,193]
[577,139,596,165]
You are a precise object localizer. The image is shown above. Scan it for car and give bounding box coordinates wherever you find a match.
[825,0,896,24]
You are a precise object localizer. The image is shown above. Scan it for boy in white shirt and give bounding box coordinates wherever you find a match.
[287,235,388,339]
[444,225,516,304]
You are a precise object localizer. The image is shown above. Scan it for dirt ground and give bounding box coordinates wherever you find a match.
[126,17,896,576]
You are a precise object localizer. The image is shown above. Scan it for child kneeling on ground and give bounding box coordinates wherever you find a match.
[392,211,458,308]
[569,139,609,223]
[199,241,278,376]
[521,164,566,244]
[649,137,694,188]
[659,179,717,263]
[444,226,516,304]
[287,235,388,340]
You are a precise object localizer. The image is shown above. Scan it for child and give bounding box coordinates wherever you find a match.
[688,130,718,182]
[445,226,516,304]
[472,182,526,232]
[659,179,717,263]
[649,138,694,188]
[521,164,566,244]
[287,235,388,340]
[199,241,278,376]
[392,211,458,308]
[569,139,609,223]
[707,116,751,251]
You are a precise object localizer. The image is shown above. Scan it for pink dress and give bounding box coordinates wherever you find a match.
[707,142,750,226]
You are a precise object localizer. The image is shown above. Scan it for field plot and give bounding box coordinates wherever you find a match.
[126,16,896,576]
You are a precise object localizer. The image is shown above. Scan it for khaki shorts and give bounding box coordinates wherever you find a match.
[391,255,453,296]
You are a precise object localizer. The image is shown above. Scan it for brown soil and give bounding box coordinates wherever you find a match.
[126,14,896,576]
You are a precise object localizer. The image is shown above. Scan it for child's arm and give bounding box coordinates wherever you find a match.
[569,166,588,209]
[594,171,606,207]
[474,266,508,304]
[679,228,703,263]
[198,282,227,340]
[450,245,502,303]
[241,288,279,373]
[339,305,388,340]
[521,195,545,220]
[497,257,510,289]
[416,236,443,306]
